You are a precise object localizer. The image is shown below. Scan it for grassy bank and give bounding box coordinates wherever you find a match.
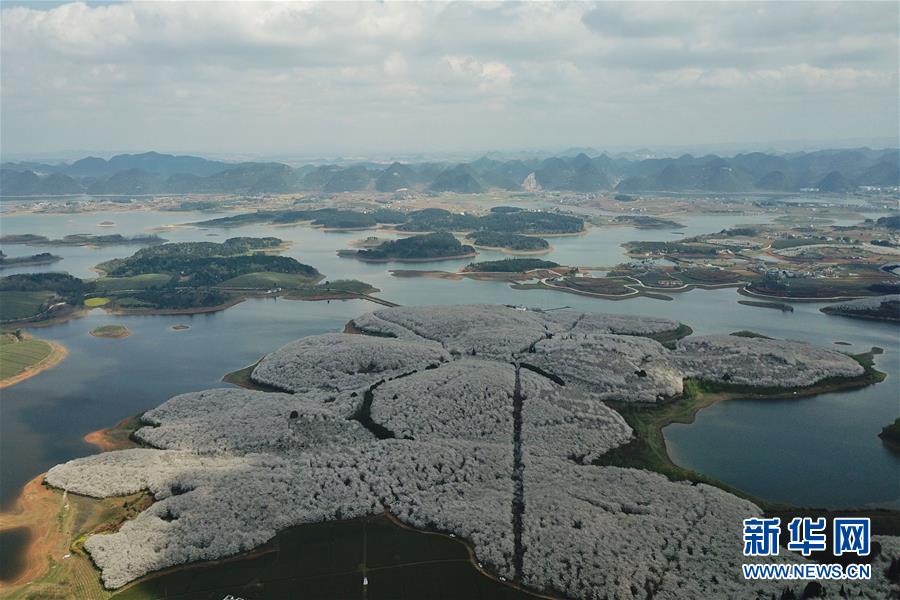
[0,332,67,388]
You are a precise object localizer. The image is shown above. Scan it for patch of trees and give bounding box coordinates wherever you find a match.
[465,258,559,272]
[95,238,318,285]
[625,241,720,256]
[107,254,319,286]
[357,232,474,261]
[396,208,584,235]
[0,272,95,303]
[465,231,549,251]
[0,252,61,267]
[0,233,165,246]
[876,215,900,230]
[122,288,231,310]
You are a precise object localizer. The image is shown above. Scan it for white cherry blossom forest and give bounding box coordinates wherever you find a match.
[46,305,897,599]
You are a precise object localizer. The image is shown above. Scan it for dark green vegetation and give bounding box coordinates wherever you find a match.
[0,252,62,268]
[465,231,549,251]
[821,298,900,322]
[876,215,900,230]
[0,233,165,247]
[111,288,232,311]
[195,206,585,236]
[610,215,684,229]
[399,207,584,235]
[354,233,475,261]
[747,276,887,299]
[0,237,366,316]
[738,300,794,312]
[464,258,559,273]
[111,515,537,600]
[880,418,900,452]
[595,349,886,512]
[0,290,57,321]
[96,238,319,286]
[624,241,724,257]
[2,148,897,195]
[95,274,174,292]
[729,330,774,339]
[0,273,94,320]
[674,268,743,285]
[193,208,407,229]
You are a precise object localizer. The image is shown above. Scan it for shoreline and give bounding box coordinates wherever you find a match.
[597,347,888,513]
[469,243,554,255]
[346,251,478,263]
[0,340,68,389]
[1,333,896,596]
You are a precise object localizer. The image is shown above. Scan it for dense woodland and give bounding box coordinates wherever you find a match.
[465,231,549,251]
[356,232,474,261]
[465,258,560,272]
[96,238,319,286]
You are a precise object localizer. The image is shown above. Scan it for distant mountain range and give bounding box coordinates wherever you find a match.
[1,148,897,196]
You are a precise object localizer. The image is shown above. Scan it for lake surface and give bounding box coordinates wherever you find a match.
[0,209,897,510]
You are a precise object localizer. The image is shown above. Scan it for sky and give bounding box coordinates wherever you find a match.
[1,1,898,159]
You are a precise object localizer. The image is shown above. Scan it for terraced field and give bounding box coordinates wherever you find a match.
[0,291,54,322]
[0,334,54,381]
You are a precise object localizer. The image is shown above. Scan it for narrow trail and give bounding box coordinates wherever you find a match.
[511,363,525,582]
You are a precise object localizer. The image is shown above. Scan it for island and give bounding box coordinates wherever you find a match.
[192,206,586,236]
[609,215,685,229]
[465,231,550,253]
[89,324,131,339]
[340,232,476,262]
[30,305,895,600]
[880,418,900,452]
[464,258,560,272]
[821,295,900,322]
[0,237,382,322]
[0,251,62,269]
[0,233,166,247]
[0,330,67,388]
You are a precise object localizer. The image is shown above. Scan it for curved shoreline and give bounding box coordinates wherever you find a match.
[597,347,888,512]
[348,251,478,263]
[469,243,554,256]
[0,340,68,389]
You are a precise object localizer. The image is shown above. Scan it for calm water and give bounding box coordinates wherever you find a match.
[0,527,29,581]
[0,209,897,510]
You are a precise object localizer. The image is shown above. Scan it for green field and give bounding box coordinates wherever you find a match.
[218,271,322,289]
[84,297,110,308]
[0,333,54,380]
[112,515,537,600]
[0,290,55,322]
[95,274,173,292]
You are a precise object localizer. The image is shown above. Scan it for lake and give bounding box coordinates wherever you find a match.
[0,209,897,511]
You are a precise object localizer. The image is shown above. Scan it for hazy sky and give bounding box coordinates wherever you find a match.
[2,1,898,158]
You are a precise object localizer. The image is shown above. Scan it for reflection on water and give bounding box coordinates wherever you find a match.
[0,527,29,581]
[0,209,897,510]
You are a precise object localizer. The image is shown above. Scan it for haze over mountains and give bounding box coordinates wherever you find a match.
[1,148,897,197]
